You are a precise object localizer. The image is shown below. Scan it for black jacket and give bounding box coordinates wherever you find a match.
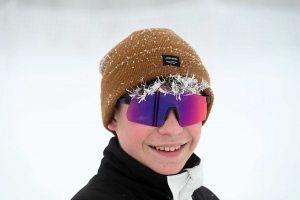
[71,137,219,200]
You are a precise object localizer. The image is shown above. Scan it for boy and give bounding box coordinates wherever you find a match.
[72,28,218,200]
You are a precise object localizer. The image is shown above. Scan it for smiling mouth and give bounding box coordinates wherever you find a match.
[150,144,184,152]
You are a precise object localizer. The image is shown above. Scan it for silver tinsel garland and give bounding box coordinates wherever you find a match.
[127,74,210,102]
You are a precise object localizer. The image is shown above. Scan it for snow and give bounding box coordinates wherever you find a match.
[127,74,210,102]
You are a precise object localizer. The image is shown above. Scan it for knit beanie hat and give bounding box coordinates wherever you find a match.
[99,28,214,133]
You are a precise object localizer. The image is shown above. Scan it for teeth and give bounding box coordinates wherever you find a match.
[153,145,182,152]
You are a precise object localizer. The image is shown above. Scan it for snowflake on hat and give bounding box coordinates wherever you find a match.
[127,74,210,102]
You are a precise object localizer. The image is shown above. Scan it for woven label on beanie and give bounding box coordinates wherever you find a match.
[162,55,180,67]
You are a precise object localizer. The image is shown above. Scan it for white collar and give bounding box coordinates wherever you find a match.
[167,161,204,200]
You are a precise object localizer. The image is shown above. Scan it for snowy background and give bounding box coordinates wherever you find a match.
[1,0,300,199]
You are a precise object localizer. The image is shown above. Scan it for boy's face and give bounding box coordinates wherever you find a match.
[108,103,202,175]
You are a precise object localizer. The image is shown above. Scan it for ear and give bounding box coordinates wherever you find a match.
[107,117,118,132]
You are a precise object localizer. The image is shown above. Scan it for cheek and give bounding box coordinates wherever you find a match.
[188,123,202,148]
[117,121,154,155]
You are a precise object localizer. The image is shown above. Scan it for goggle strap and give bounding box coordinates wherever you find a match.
[118,97,131,104]
[206,96,210,104]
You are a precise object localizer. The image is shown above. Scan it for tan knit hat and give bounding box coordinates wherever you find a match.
[100,28,214,133]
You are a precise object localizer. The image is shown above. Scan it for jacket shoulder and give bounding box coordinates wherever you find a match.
[71,174,143,200]
[192,186,219,200]
[71,175,119,200]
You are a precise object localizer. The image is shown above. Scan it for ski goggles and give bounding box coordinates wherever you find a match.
[118,92,210,127]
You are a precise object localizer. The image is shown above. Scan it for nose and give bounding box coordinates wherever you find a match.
[158,109,183,136]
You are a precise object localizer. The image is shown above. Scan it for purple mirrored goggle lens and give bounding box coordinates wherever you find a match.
[118,92,210,127]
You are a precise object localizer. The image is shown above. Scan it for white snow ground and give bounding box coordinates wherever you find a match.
[0,0,300,199]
